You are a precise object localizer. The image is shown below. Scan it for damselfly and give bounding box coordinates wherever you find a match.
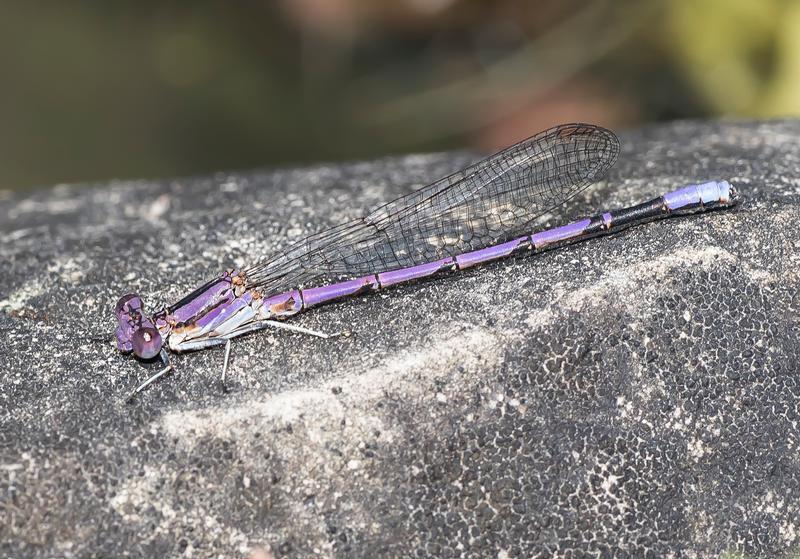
[114,123,738,400]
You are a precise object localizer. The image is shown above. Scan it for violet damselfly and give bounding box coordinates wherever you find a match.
[115,123,739,400]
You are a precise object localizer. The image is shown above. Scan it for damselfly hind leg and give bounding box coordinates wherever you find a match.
[224,319,349,340]
[221,340,232,393]
[126,348,173,403]
[214,321,346,392]
[259,319,349,339]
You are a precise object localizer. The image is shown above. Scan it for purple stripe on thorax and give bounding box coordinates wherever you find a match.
[531,218,591,249]
[192,292,253,334]
[302,276,379,308]
[170,277,234,324]
[377,258,454,287]
[455,237,528,268]
[602,212,613,227]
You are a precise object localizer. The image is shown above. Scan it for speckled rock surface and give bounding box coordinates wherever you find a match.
[1,120,799,558]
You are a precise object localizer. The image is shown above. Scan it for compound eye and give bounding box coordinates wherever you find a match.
[115,293,143,317]
[131,326,163,360]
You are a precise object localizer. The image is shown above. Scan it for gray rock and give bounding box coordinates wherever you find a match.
[1,120,798,558]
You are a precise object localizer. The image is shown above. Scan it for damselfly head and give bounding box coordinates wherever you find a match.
[114,293,163,360]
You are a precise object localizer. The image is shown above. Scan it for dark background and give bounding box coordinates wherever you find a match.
[1,0,797,191]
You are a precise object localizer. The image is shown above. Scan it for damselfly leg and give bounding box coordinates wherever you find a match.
[124,320,348,400]
[125,349,173,403]
[225,319,349,340]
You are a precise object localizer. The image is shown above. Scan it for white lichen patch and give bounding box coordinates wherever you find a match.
[142,193,171,222]
[148,327,507,549]
[110,465,166,524]
[47,255,90,285]
[6,196,84,219]
[687,437,709,461]
[780,519,798,547]
[586,456,631,521]
[110,465,252,554]
[0,279,44,313]
[161,327,503,446]
[523,245,758,333]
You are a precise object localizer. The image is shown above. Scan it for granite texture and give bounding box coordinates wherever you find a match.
[1,120,799,558]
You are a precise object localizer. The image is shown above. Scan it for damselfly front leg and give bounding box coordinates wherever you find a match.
[125,349,173,403]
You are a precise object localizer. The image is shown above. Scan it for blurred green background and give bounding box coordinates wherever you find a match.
[1,0,798,190]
